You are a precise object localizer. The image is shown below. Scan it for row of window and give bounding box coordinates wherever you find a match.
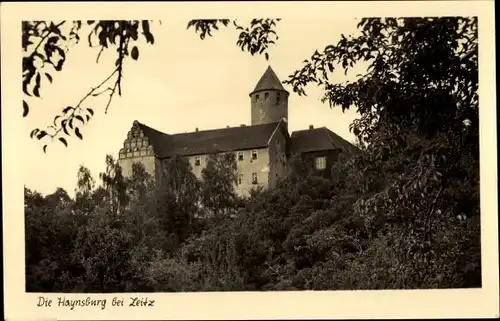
[193,153,326,171]
[238,173,259,185]
[194,150,259,166]
[237,157,324,186]
[255,92,282,104]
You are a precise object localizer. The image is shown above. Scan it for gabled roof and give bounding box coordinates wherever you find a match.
[251,66,288,94]
[135,121,282,158]
[290,127,360,155]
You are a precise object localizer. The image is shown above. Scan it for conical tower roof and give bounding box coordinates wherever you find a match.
[250,66,288,94]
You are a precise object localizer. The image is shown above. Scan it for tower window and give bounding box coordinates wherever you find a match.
[251,150,258,160]
[315,156,327,170]
[237,151,244,161]
[238,174,243,185]
[255,94,259,100]
[264,92,269,99]
[276,92,281,104]
[252,173,258,184]
[194,156,201,166]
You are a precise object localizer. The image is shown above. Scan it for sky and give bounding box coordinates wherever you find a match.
[23,18,363,196]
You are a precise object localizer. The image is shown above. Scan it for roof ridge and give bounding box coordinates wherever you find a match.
[291,127,322,134]
[321,127,338,149]
[171,121,280,136]
[323,127,361,154]
[136,122,170,136]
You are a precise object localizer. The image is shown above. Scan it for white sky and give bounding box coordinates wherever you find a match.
[23,18,362,196]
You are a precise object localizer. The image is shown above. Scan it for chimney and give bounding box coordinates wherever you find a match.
[195,127,199,132]
[309,125,314,130]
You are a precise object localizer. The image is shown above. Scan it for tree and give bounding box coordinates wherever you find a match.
[200,152,238,218]
[23,20,156,151]
[76,165,95,197]
[99,154,129,214]
[156,155,201,249]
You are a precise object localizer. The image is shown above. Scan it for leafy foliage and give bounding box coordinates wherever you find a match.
[23,20,156,151]
[26,17,480,292]
[200,152,238,217]
[188,19,280,61]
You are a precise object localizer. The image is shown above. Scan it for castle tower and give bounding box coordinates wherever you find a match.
[250,66,289,126]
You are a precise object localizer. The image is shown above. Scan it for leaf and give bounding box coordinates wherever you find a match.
[33,85,40,98]
[47,36,59,44]
[142,20,150,35]
[53,115,61,125]
[30,129,38,139]
[63,106,73,113]
[145,32,155,44]
[45,73,53,83]
[62,120,69,135]
[23,100,29,117]
[54,47,66,71]
[98,31,108,48]
[59,137,68,147]
[75,127,83,140]
[265,52,269,61]
[131,46,139,60]
[23,81,31,96]
[75,115,85,123]
[87,108,94,116]
[43,145,47,153]
[37,131,47,140]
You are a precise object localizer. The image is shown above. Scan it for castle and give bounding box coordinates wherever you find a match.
[118,66,359,196]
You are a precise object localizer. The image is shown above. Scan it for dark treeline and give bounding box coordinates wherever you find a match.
[26,134,480,292]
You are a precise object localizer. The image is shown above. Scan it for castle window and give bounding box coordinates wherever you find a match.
[315,156,327,170]
[194,156,201,166]
[255,94,259,100]
[238,174,243,185]
[251,150,258,160]
[276,92,281,104]
[252,173,258,184]
[237,151,244,161]
[264,92,269,99]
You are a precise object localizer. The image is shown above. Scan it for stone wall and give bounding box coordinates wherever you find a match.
[183,147,270,197]
[118,121,156,178]
[267,125,289,187]
[251,90,289,125]
[234,147,270,197]
[119,155,156,178]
